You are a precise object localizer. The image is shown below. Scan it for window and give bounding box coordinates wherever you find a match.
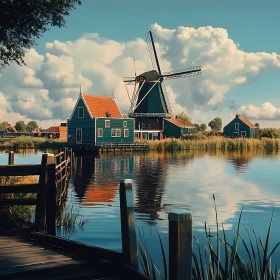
[253,133,255,138]
[142,123,145,129]
[76,129,82,143]
[124,129,129,137]
[143,134,147,140]
[78,107,84,118]
[148,123,152,128]
[97,128,103,137]
[134,132,139,139]
[105,120,110,128]
[241,131,246,137]
[235,123,239,130]
[111,128,121,137]
[152,132,158,137]
[123,121,127,127]
[188,128,191,133]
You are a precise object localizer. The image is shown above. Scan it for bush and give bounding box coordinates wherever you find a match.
[259,128,280,138]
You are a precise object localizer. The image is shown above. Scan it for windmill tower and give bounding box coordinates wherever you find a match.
[123,31,202,139]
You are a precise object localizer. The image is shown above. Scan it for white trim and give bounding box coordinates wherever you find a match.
[97,128,103,137]
[105,120,110,128]
[123,121,127,128]
[94,118,97,143]
[69,94,93,120]
[78,107,84,118]
[81,94,93,119]
[124,129,129,137]
[235,123,239,130]
[76,128,82,143]
[241,131,246,137]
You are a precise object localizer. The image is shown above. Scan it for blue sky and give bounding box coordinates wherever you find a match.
[0,0,279,128]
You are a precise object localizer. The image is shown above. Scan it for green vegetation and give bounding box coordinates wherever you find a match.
[0,0,81,70]
[208,117,223,131]
[0,136,66,149]
[139,196,280,280]
[259,128,280,138]
[175,112,192,123]
[0,176,38,230]
[136,137,280,151]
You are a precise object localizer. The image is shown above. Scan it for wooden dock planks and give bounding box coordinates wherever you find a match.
[0,234,114,280]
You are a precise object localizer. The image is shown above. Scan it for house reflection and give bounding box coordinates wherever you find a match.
[225,151,253,173]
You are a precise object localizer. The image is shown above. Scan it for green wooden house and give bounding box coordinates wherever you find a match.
[223,114,259,138]
[163,118,195,138]
[67,93,135,144]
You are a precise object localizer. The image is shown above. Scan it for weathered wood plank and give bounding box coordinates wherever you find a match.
[0,164,41,176]
[0,199,37,205]
[0,184,39,194]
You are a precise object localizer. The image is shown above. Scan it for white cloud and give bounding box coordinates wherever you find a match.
[240,102,280,120]
[0,23,279,127]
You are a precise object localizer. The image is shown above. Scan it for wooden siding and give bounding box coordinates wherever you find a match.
[223,117,258,138]
[95,118,134,143]
[67,98,95,143]
[163,119,194,138]
[134,83,168,114]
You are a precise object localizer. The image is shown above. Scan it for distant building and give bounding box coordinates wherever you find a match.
[163,118,195,138]
[5,124,17,133]
[45,123,67,140]
[67,93,135,144]
[223,114,259,138]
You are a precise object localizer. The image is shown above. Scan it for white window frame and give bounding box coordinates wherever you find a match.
[241,131,246,137]
[124,129,129,137]
[123,121,127,128]
[143,134,147,140]
[111,128,121,137]
[105,120,110,128]
[76,128,82,143]
[97,128,103,137]
[134,132,139,138]
[235,123,239,130]
[148,123,152,128]
[188,128,191,132]
[78,107,84,119]
[142,123,145,129]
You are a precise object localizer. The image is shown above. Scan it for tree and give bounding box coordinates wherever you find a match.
[194,124,200,132]
[0,121,9,130]
[0,0,81,70]
[176,112,192,123]
[208,117,222,131]
[15,121,27,132]
[27,121,39,132]
[200,123,207,131]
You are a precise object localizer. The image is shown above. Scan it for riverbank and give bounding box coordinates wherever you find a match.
[137,137,280,151]
[0,136,66,150]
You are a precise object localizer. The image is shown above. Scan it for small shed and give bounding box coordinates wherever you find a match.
[67,93,135,144]
[223,114,259,138]
[45,124,67,140]
[163,118,195,138]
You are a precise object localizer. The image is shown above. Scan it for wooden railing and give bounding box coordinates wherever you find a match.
[0,150,74,234]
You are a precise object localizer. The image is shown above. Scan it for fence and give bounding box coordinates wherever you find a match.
[0,150,73,235]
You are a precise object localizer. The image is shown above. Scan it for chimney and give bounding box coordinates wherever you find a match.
[236,113,240,118]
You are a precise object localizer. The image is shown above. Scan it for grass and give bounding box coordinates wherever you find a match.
[0,136,66,149]
[135,137,280,151]
[139,195,280,280]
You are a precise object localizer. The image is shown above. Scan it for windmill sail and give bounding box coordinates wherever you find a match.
[162,66,201,80]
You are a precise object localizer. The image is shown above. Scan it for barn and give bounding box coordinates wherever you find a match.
[223,114,259,138]
[67,93,135,144]
[163,118,195,138]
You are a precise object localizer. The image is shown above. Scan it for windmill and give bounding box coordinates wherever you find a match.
[123,31,202,134]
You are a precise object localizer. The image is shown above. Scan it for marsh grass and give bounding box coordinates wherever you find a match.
[139,195,280,280]
[136,137,280,151]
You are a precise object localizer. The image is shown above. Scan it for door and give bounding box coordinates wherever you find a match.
[76,129,82,143]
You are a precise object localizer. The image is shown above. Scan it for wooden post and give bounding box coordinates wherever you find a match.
[46,158,57,236]
[35,153,55,233]
[119,179,138,268]
[168,210,193,280]
[8,151,14,165]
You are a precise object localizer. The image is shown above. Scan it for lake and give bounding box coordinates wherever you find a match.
[1,149,279,271]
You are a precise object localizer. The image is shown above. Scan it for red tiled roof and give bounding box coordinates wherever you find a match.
[165,118,194,128]
[238,116,256,127]
[46,126,67,133]
[82,94,122,118]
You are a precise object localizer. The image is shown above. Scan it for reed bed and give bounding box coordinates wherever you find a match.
[139,195,280,280]
[136,137,280,151]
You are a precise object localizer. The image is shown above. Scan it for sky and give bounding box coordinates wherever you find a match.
[0,0,280,129]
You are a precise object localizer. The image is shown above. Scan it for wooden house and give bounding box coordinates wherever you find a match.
[44,123,67,140]
[223,114,259,138]
[163,118,195,138]
[67,94,135,144]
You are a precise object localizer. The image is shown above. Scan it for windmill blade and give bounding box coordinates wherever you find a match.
[161,81,172,114]
[123,77,136,85]
[145,31,162,74]
[162,66,202,80]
